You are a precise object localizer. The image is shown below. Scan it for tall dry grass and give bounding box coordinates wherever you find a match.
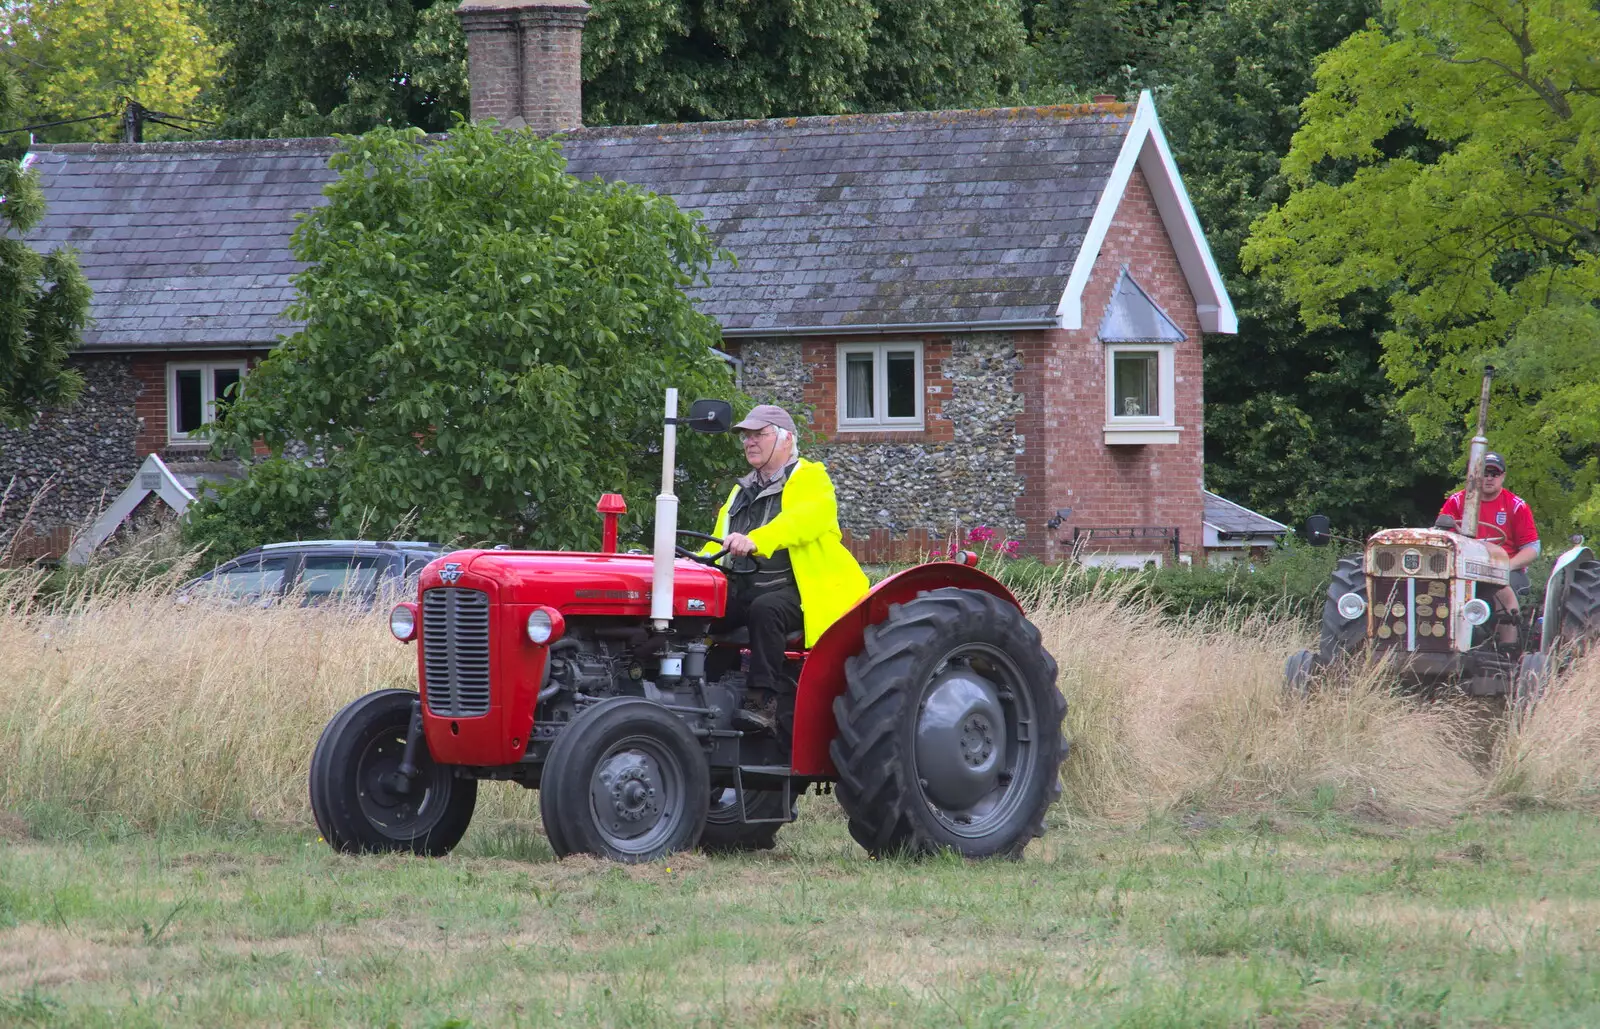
[1488,651,1600,809]
[2,566,1596,833]
[1029,580,1482,823]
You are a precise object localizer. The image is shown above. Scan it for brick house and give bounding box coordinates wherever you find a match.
[8,0,1285,564]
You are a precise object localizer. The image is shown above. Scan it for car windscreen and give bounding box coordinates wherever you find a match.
[198,556,290,598]
[298,554,387,603]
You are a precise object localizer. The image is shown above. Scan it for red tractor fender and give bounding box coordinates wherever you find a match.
[789,563,1021,777]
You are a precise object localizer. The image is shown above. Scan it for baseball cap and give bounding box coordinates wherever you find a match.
[1484,452,1506,473]
[733,404,796,433]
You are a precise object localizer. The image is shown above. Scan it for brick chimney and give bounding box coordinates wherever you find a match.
[456,0,590,132]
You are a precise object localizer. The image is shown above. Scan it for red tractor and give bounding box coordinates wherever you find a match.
[310,392,1068,862]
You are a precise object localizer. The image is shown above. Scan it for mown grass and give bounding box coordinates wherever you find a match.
[4,806,1600,1027]
[5,558,1600,1025]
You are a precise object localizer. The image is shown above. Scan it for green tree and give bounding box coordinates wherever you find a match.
[1021,0,1212,100]
[0,65,89,427]
[208,0,1026,137]
[1243,0,1600,534]
[1153,0,1452,533]
[207,0,462,138]
[0,0,221,143]
[195,121,739,551]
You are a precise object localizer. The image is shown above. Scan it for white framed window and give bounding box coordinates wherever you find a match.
[168,361,246,442]
[837,342,924,430]
[1103,344,1177,445]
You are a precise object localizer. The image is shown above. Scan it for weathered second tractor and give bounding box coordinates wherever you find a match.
[1286,370,1600,700]
[310,391,1068,862]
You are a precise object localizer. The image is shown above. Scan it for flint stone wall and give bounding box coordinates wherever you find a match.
[0,355,141,539]
[737,333,1025,540]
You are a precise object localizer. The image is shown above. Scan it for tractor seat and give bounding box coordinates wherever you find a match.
[710,627,805,648]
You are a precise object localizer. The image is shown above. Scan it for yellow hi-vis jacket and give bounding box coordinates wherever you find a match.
[703,457,870,647]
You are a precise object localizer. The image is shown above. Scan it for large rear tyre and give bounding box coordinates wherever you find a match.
[539,697,709,863]
[699,788,796,853]
[1319,555,1367,665]
[1556,559,1600,654]
[829,587,1065,859]
[309,689,476,856]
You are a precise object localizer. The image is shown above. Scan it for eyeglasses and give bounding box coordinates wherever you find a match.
[739,427,773,442]
[1485,468,1505,476]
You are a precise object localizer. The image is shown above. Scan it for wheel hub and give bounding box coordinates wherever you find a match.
[592,750,664,838]
[915,664,1007,812]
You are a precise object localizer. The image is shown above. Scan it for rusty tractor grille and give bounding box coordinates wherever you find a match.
[421,588,491,717]
[1369,576,1453,653]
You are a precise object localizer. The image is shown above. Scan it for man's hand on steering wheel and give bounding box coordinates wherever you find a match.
[723,532,758,557]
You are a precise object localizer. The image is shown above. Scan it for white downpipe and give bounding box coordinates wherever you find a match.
[650,388,679,631]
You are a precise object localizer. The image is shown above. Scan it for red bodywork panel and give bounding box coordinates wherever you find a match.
[415,550,729,766]
[788,564,1020,777]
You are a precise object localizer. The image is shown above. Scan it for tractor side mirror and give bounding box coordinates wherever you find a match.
[1304,515,1331,547]
[686,399,733,433]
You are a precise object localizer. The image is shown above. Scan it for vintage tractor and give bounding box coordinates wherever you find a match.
[1286,370,1600,701]
[310,390,1067,862]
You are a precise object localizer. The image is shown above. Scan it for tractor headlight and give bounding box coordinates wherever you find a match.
[1463,598,1492,626]
[389,602,418,641]
[1336,592,1366,621]
[526,606,565,645]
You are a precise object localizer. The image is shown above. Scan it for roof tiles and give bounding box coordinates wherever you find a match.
[27,104,1133,350]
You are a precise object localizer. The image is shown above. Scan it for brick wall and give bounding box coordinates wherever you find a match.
[129,350,263,461]
[1017,166,1206,562]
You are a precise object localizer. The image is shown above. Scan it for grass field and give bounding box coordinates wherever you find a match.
[4,805,1600,1027]
[4,567,1600,1026]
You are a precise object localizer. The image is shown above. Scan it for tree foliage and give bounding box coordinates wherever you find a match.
[208,0,1026,137]
[193,121,740,551]
[1244,0,1600,534]
[0,0,221,143]
[1153,0,1453,533]
[0,65,89,428]
[207,0,462,138]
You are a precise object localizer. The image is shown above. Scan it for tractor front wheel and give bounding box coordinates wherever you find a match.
[309,689,477,856]
[539,697,710,863]
[830,587,1066,859]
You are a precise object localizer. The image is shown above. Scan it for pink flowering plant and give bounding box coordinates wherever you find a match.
[945,523,1023,561]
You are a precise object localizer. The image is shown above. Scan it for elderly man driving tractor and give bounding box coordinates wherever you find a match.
[704,404,869,729]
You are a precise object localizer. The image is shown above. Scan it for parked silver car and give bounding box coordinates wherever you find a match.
[183,540,442,607]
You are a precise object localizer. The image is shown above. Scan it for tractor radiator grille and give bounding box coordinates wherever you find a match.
[421,588,491,717]
[1370,576,1453,653]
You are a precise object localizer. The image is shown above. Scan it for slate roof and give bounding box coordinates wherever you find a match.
[25,104,1134,350]
[24,139,342,350]
[1203,491,1289,541]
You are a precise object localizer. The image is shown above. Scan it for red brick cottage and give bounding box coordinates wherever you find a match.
[9,0,1283,564]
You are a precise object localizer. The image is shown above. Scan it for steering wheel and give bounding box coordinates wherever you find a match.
[674,529,757,573]
[675,529,727,562]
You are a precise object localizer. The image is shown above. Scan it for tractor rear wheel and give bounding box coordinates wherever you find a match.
[1556,559,1600,653]
[829,587,1065,859]
[1318,555,1367,665]
[539,697,709,863]
[699,788,796,853]
[309,689,476,856]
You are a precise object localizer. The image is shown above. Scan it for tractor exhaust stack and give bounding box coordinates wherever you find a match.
[1461,366,1495,538]
[650,388,679,631]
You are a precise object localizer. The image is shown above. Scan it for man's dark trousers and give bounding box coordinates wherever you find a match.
[712,584,803,688]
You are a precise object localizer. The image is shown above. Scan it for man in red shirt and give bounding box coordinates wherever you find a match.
[1438,452,1540,644]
